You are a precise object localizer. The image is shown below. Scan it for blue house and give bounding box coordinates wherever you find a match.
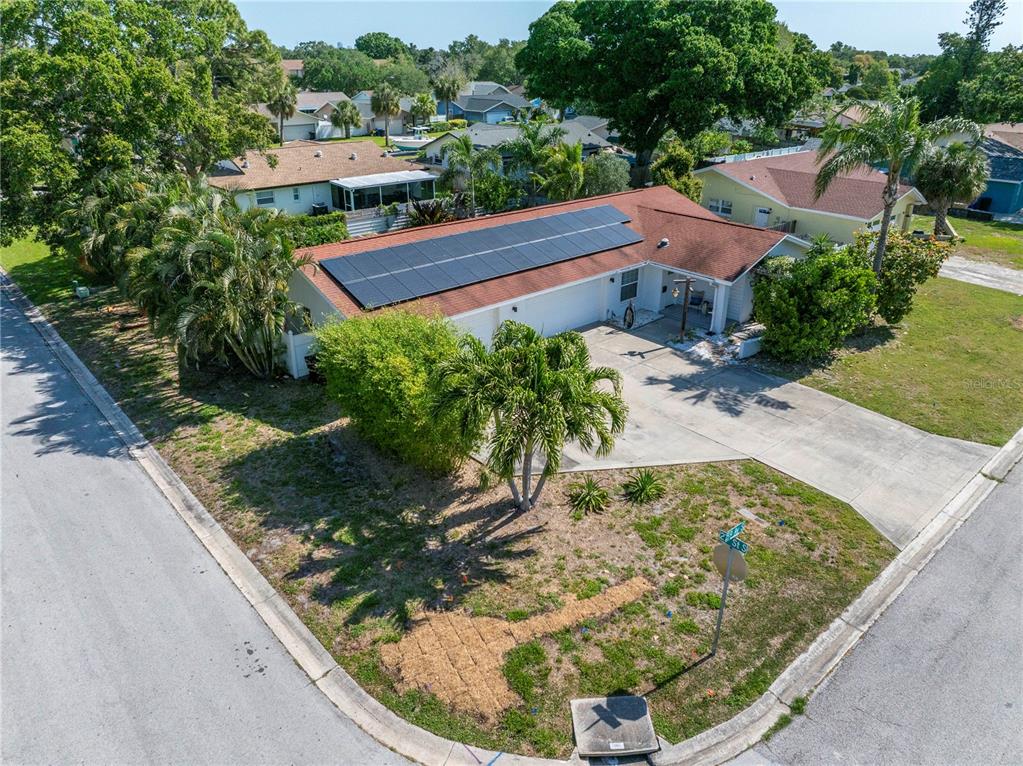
[971,137,1023,215]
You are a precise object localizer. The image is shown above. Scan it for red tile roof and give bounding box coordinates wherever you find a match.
[296,186,787,318]
[700,150,919,220]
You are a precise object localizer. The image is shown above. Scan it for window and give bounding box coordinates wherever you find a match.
[292,187,301,201]
[619,269,639,302]
[255,189,275,206]
[708,198,733,216]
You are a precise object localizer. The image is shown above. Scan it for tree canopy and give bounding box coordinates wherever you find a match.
[354,32,409,61]
[1,0,281,243]
[515,0,828,178]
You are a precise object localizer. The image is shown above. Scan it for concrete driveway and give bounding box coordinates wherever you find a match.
[567,322,996,548]
[940,255,1023,295]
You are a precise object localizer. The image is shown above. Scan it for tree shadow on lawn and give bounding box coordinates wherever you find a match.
[47,288,336,443]
[218,420,545,630]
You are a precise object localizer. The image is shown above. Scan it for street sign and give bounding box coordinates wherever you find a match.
[726,537,749,554]
[713,543,748,581]
[719,521,746,543]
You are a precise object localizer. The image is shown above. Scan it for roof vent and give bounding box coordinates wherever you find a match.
[350,152,357,160]
[657,238,669,249]
[750,175,756,180]
[314,149,323,158]
[241,160,249,168]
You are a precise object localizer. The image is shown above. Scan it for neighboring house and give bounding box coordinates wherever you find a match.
[694,149,925,243]
[571,115,618,143]
[296,90,350,113]
[281,59,304,79]
[420,120,629,173]
[780,103,869,141]
[252,104,320,142]
[438,85,531,124]
[973,136,1023,214]
[933,124,1023,215]
[208,141,437,219]
[350,90,418,134]
[284,186,809,376]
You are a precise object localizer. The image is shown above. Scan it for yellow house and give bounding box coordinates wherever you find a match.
[694,149,926,244]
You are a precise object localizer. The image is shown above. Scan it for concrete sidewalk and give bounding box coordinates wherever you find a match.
[569,323,996,548]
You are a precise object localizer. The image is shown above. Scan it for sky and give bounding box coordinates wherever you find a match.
[235,0,1022,55]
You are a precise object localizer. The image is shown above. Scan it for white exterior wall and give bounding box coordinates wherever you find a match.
[726,274,754,323]
[288,270,342,326]
[454,307,500,344]
[315,121,370,139]
[234,182,333,216]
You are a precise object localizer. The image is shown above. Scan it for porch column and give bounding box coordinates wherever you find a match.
[710,282,730,334]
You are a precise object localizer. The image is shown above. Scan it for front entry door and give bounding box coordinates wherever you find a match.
[754,207,771,227]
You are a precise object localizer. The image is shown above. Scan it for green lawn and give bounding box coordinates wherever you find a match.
[0,236,102,304]
[1,238,894,757]
[758,277,1023,446]
[911,213,1023,270]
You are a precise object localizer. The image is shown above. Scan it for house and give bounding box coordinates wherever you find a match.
[281,59,304,79]
[208,141,437,221]
[296,90,350,113]
[283,186,809,374]
[421,120,625,172]
[350,91,418,134]
[933,124,1023,216]
[570,115,618,143]
[252,104,321,142]
[694,148,925,243]
[781,104,869,141]
[437,84,531,124]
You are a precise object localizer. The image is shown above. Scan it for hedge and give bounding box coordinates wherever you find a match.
[314,310,470,474]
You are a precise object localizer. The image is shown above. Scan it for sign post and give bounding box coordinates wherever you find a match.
[710,522,750,657]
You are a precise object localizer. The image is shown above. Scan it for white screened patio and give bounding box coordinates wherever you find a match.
[329,170,437,213]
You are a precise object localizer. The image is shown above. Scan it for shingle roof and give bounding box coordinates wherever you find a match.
[208,141,427,191]
[460,81,509,96]
[985,123,1023,153]
[281,59,303,73]
[981,137,1023,182]
[454,93,530,113]
[295,186,787,318]
[296,91,349,111]
[699,150,919,219]
[252,104,319,125]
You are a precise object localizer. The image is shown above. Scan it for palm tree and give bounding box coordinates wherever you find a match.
[410,92,436,127]
[501,119,566,206]
[127,178,309,378]
[441,133,500,215]
[371,84,402,147]
[433,322,627,512]
[533,140,585,202]
[266,79,298,144]
[433,64,465,121]
[913,141,990,236]
[330,100,363,139]
[816,95,979,273]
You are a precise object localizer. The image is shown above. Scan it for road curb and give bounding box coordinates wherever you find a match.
[6,275,1022,766]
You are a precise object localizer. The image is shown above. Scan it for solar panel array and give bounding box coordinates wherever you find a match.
[319,204,643,309]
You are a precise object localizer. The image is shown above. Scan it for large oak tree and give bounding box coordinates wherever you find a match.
[515,0,826,183]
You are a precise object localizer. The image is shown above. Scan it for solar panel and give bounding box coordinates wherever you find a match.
[318,204,644,309]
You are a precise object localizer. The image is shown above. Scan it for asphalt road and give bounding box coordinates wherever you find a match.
[732,457,1023,765]
[1,289,407,764]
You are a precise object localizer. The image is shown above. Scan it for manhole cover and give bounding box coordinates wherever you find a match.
[570,696,659,758]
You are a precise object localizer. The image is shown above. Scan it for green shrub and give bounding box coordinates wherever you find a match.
[622,469,666,504]
[274,211,348,247]
[568,477,610,516]
[753,237,877,361]
[314,310,470,474]
[848,230,951,323]
[672,617,701,635]
[448,118,468,129]
[685,591,722,609]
